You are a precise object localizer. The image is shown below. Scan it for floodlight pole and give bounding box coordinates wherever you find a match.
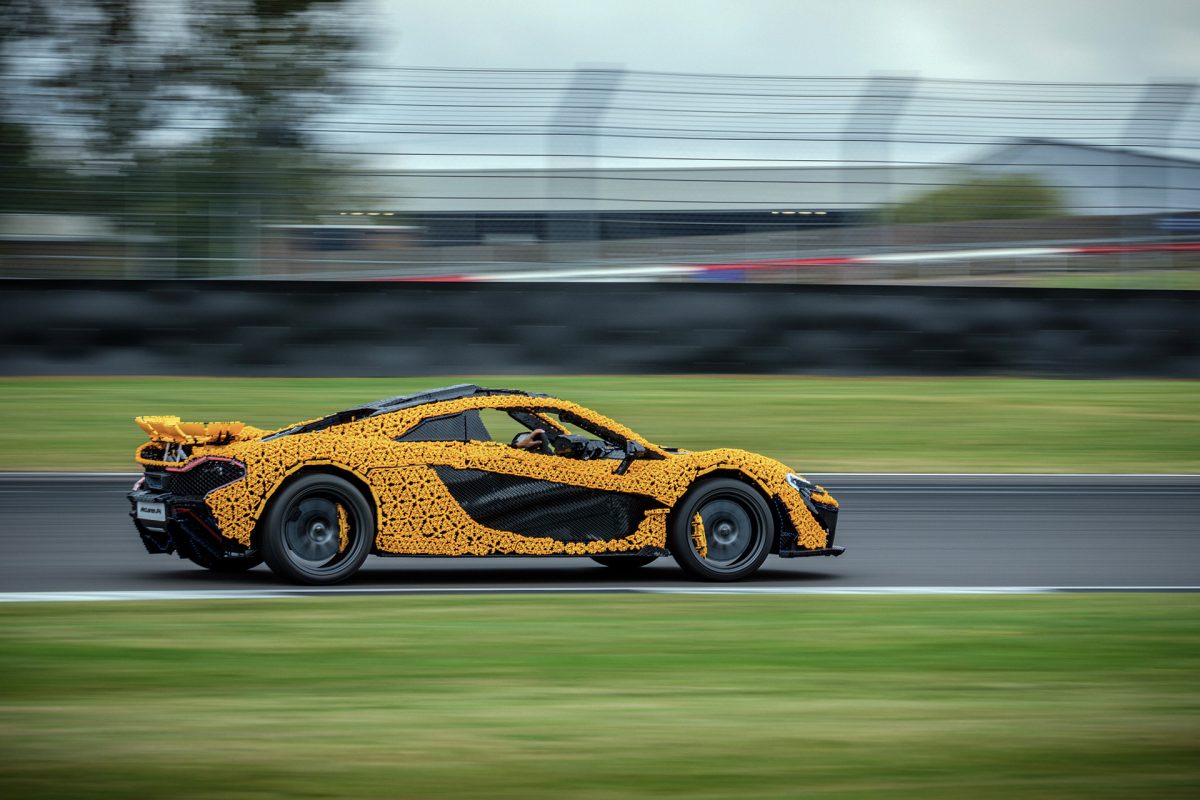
[1121,81,1195,273]
[842,74,918,261]
[547,65,624,266]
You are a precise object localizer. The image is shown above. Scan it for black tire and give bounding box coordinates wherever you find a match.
[668,478,773,581]
[590,554,658,571]
[260,473,374,585]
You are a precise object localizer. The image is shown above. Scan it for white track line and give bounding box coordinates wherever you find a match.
[1,587,1198,603]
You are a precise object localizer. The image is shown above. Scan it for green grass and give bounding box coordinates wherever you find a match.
[0,595,1197,799]
[1,376,1198,472]
[1027,269,1200,290]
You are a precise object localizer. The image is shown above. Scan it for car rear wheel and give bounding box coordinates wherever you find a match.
[590,554,658,571]
[668,478,772,581]
[261,474,373,585]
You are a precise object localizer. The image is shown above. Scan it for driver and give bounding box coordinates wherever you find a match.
[511,428,612,461]
[511,428,549,450]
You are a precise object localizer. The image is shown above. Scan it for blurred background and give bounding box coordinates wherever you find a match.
[2,0,1197,285]
[2,6,1199,797]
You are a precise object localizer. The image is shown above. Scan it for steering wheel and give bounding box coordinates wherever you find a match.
[524,429,560,455]
[536,431,560,455]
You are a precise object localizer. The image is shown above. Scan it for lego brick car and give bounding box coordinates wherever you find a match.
[129,384,841,584]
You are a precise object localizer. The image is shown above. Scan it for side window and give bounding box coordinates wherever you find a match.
[462,409,490,441]
[550,414,596,440]
[396,412,472,442]
[542,410,623,448]
[477,408,535,444]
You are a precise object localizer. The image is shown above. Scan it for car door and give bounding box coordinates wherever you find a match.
[436,406,661,546]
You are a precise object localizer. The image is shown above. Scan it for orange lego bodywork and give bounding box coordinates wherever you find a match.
[133,388,837,560]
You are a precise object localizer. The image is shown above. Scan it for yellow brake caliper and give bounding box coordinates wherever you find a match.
[690,513,708,559]
[336,503,350,553]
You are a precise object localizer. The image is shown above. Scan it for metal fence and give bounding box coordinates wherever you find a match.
[3,57,1198,281]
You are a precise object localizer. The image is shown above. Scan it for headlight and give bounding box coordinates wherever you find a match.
[786,473,814,495]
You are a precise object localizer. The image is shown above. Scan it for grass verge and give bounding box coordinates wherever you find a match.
[1,376,1197,472]
[1,594,1197,799]
[1028,269,1200,290]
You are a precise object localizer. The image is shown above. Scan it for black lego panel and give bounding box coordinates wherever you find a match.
[432,466,657,543]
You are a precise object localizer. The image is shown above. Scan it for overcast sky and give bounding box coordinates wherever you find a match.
[367,0,1198,82]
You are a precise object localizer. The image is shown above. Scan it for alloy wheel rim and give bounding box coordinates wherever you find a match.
[695,494,760,570]
[283,493,352,570]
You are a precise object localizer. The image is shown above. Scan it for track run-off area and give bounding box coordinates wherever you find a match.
[0,473,1196,600]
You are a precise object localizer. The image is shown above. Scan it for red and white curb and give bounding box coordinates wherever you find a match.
[380,241,1200,282]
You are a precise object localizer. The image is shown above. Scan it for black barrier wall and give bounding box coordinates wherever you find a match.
[1,281,1197,377]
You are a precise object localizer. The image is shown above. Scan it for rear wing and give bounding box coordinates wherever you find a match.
[135,415,265,446]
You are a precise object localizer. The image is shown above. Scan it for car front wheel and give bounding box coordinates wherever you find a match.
[261,474,374,585]
[668,478,773,581]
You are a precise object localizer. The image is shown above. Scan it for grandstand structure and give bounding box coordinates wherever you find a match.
[325,138,1200,247]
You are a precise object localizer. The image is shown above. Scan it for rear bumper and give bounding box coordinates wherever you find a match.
[128,489,250,560]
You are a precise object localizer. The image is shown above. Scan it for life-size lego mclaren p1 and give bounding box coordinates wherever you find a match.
[128,385,842,584]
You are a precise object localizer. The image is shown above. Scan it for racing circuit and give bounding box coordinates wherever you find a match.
[2,473,1196,598]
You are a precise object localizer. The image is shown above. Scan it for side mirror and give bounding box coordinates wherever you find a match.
[614,440,646,476]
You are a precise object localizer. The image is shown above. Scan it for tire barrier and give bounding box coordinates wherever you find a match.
[1,280,1197,377]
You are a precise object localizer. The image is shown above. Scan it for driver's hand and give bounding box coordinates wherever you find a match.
[512,428,547,449]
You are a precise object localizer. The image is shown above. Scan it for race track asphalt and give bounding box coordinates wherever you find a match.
[0,474,1196,594]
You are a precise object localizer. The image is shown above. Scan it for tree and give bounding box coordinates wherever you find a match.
[4,0,359,275]
[883,173,1063,225]
[146,1,358,274]
[0,0,76,214]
